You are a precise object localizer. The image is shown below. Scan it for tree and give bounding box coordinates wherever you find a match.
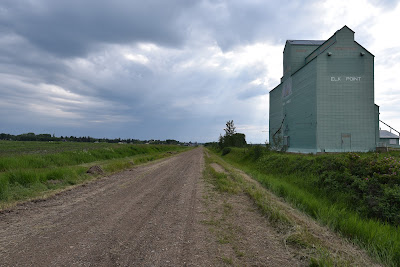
[219,120,247,148]
[224,120,236,136]
[232,133,246,147]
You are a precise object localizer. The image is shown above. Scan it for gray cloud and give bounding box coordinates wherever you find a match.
[183,0,324,51]
[1,0,325,57]
[0,0,197,57]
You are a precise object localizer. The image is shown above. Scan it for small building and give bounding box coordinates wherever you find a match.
[379,130,400,147]
[269,26,379,153]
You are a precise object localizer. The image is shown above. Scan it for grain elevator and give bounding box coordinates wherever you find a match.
[269,26,379,153]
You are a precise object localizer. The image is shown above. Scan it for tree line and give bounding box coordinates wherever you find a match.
[0,132,182,145]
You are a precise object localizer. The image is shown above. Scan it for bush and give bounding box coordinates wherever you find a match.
[379,186,400,224]
[250,145,264,160]
[254,151,400,224]
[219,132,247,149]
[222,147,231,156]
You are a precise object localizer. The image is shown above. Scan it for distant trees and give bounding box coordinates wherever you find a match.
[4,133,58,142]
[218,120,247,149]
[0,132,185,145]
[165,139,180,145]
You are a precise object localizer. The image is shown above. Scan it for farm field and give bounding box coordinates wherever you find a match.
[209,146,400,266]
[0,140,120,156]
[0,140,190,208]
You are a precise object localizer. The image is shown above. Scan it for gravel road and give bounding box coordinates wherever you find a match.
[0,147,208,266]
[0,147,378,266]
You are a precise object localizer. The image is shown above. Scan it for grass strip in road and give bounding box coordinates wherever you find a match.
[206,154,292,228]
[202,154,250,265]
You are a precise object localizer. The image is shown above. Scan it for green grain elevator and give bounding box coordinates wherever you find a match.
[269,26,379,153]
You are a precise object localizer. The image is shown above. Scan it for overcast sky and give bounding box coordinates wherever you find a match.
[0,0,399,143]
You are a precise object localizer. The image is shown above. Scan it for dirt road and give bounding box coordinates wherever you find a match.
[1,148,208,266]
[0,147,378,266]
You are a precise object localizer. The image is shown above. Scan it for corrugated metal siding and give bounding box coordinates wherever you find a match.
[290,45,321,75]
[305,35,336,64]
[283,44,291,80]
[285,60,317,152]
[283,42,321,81]
[316,30,375,152]
[269,85,283,146]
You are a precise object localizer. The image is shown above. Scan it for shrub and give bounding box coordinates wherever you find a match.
[250,145,264,160]
[222,147,231,156]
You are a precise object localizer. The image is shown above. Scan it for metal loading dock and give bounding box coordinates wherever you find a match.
[269,26,379,153]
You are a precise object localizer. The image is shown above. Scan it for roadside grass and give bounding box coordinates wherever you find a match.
[210,147,400,267]
[203,151,347,266]
[102,159,134,173]
[0,142,189,209]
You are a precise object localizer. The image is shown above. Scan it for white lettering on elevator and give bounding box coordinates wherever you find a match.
[331,76,361,82]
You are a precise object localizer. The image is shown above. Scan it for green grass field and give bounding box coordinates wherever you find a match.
[208,146,400,267]
[0,141,190,208]
[0,140,129,156]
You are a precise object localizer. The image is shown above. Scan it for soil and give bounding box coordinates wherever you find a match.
[86,165,104,174]
[0,147,380,266]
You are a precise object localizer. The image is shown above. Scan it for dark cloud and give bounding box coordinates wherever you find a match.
[0,0,325,57]
[0,0,197,57]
